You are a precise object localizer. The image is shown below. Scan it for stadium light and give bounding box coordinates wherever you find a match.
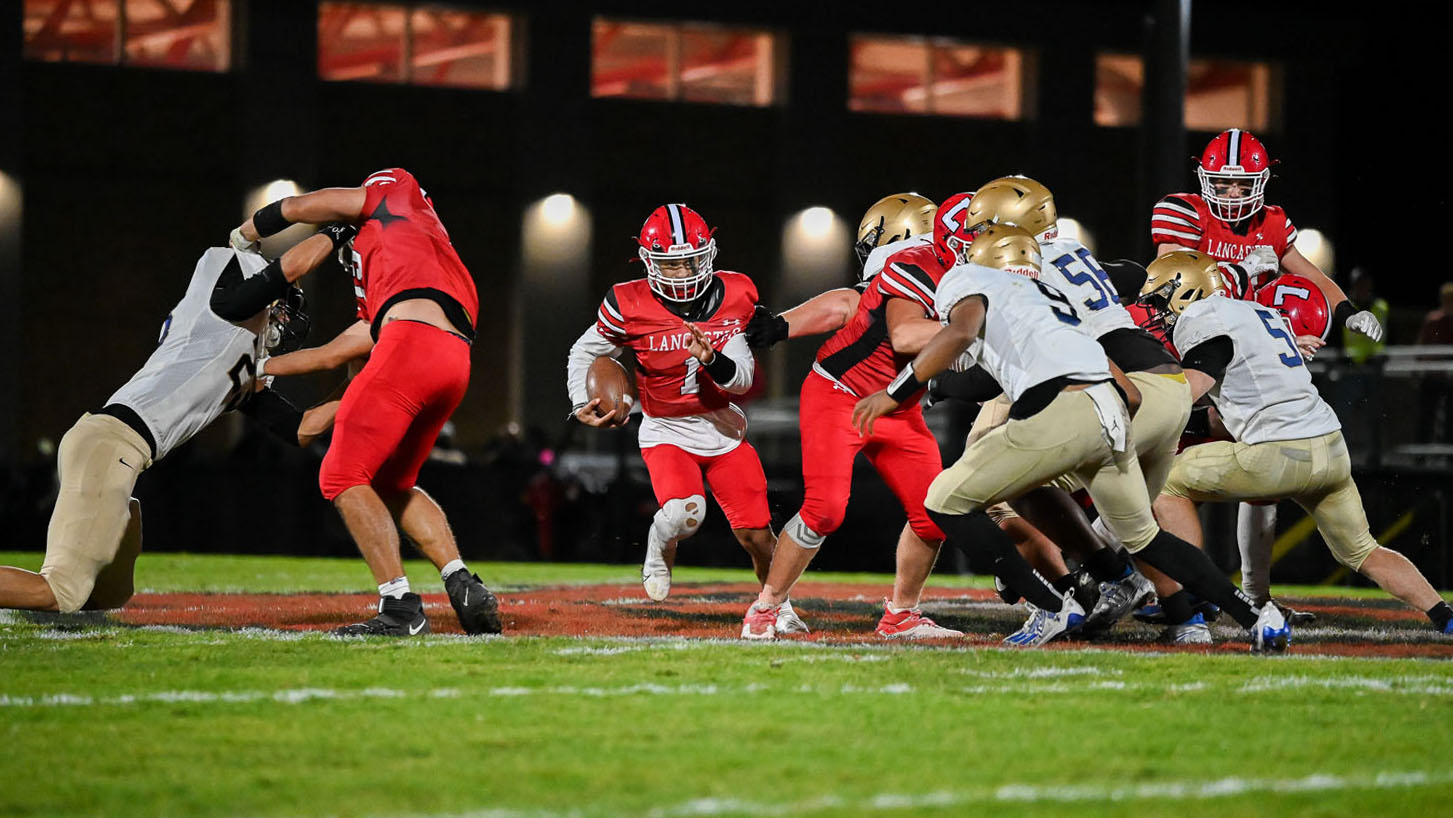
[244,179,304,218]
[782,206,850,301]
[797,206,835,240]
[1295,227,1335,275]
[1057,217,1095,256]
[0,171,18,226]
[541,193,577,227]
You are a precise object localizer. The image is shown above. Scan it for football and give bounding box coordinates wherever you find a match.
[586,356,635,425]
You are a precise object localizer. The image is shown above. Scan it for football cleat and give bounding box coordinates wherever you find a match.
[775,599,810,634]
[741,602,780,640]
[1442,619,1453,636]
[875,600,964,639]
[642,528,676,602]
[1270,600,1317,626]
[1160,612,1213,645]
[1135,598,1220,625]
[1082,570,1155,633]
[336,593,430,637]
[1004,593,1085,648]
[1250,603,1291,653]
[444,570,502,635]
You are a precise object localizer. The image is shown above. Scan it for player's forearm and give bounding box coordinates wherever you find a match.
[782,289,859,338]
[705,336,754,394]
[298,399,341,447]
[887,315,943,355]
[267,321,374,376]
[279,233,337,282]
[281,188,367,226]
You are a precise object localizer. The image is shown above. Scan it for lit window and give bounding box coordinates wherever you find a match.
[318,3,513,89]
[849,35,1024,119]
[592,18,779,107]
[24,0,230,71]
[1094,53,1276,131]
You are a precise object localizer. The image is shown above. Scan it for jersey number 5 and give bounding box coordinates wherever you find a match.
[222,353,257,410]
[1256,310,1304,368]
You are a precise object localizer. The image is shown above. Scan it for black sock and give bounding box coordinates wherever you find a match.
[1428,601,1453,631]
[1134,530,1259,629]
[1084,546,1133,583]
[1051,573,1078,595]
[1160,590,1196,626]
[928,508,1063,612]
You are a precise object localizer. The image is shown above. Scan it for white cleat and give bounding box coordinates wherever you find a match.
[1159,613,1213,645]
[642,529,675,602]
[1250,602,1291,653]
[775,599,810,634]
[1003,592,1085,648]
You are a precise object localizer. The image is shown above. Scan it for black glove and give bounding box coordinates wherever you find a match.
[744,304,789,349]
[318,222,358,250]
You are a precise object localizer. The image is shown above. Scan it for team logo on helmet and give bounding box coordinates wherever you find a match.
[932,192,978,266]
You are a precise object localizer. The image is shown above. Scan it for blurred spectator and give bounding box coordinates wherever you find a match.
[1416,282,1453,443]
[1342,268,1388,363]
[427,420,469,466]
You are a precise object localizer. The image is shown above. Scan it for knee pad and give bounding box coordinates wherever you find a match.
[782,512,827,549]
[654,495,706,541]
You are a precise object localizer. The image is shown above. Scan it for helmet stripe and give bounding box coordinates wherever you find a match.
[667,204,686,245]
[1228,129,1241,166]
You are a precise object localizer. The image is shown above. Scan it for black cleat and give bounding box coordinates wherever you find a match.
[1274,601,1316,626]
[336,592,430,637]
[444,570,502,635]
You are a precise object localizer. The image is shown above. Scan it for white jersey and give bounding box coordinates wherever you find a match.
[1036,237,1137,340]
[862,234,932,283]
[1173,296,1341,445]
[107,248,269,460]
[936,263,1111,402]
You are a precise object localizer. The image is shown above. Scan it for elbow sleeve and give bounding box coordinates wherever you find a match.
[212,260,290,321]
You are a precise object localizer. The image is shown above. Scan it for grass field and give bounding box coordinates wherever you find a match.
[3,551,1452,818]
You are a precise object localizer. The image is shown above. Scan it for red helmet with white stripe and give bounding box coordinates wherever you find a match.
[1255,273,1331,341]
[1197,129,1274,223]
[638,204,717,302]
[932,192,978,266]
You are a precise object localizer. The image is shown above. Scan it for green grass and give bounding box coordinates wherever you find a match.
[2,552,1452,818]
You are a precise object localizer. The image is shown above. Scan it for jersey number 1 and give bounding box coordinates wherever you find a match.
[682,356,700,395]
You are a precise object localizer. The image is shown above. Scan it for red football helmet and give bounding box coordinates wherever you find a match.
[932,192,978,266]
[638,204,717,302]
[1197,129,1274,223]
[1255,273,1330,340]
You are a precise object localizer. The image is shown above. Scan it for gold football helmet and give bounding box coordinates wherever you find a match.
[855,193,937,270]
[1139,250,1228,327]
[964,223,1042,278]
[964,176,1058,240]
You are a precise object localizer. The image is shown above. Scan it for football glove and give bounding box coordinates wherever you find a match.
[1345,310,1384,342]
[230,227,259,253]
[744,304,789,349]
[1238,246,1280,278]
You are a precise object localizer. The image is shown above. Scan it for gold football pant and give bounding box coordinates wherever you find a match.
[39,413,151,612]
[926,383,1160,551]
[963,394,1018,524]
[1161,430,1378,570]
[1049,371,1192,501]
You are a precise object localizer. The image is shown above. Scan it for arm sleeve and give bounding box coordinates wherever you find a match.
[239,388,305,446]
[210,256,289,321]
[566,325,623,408]
[705,333,754,394]
[1179,336,1234,382]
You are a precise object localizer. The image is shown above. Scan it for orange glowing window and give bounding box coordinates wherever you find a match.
[592,18,779,106]
[849,35,1025,119]
[24,0,230,71]
[318,3,513,89]
[1094,53,1277,131]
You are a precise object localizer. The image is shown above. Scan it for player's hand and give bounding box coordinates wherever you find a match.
[1238,246,1280,278]
[1296,334,1326,361]
[685,323,717,364]
[230,223,260,253]
[744,304,789,349]
[573,398,621,428]
[1345,310,1384,342]
[318,222,358,250]
[852,391,900,437]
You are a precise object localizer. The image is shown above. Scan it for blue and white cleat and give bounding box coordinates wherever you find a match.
[1160,612,1213,645]
[1083,570,1154,632]
[1004,593,1085,648]
[1250,603,1291,653]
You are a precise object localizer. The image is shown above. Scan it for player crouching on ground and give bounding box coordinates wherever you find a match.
[566,205,804,632]
[1142,251,1453,635]
[0,247,334,613]
[852,226,1292,651]
[224,169,501,636]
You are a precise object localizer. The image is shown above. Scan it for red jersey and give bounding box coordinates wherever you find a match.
[1151,193,1298,298]
[594,273,757,419]
[814,244,948,398]
[349,168,479,340]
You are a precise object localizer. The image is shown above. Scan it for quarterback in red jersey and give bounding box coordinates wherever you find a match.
[738,195,986,641]
[221,168,500,637]
[565,205,803,630]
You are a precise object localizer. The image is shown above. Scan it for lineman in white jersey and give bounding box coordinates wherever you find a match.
[962,176,1198,636]
[1145,251,1453,635]
[852,225,1291,650]
[0,248,333,613]
[744,193,936,348]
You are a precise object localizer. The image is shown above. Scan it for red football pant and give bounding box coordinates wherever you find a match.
[797,372,944,542]
[319,320,470,500]
[639,442,771,531]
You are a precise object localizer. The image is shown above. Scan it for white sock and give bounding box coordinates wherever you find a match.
[1237,503,1277,603]
[379,576,411,599]
[440,559,467,581]
[887,601,913,615]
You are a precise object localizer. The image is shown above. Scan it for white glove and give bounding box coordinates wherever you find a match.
[1345,310,1383,342]
[230,226,259,253]
[1238,246,1280,278]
